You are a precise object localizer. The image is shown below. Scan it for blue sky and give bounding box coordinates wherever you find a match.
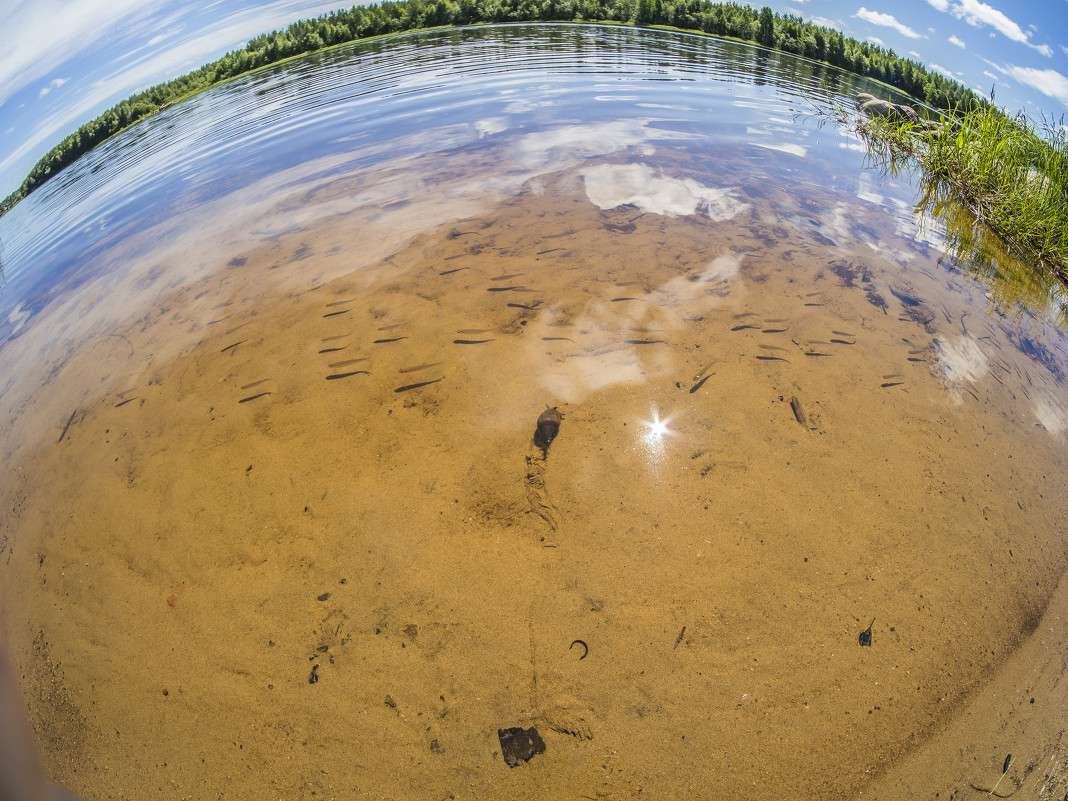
[0,0,1066,200]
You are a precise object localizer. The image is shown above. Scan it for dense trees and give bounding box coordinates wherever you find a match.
[1,1,984,216]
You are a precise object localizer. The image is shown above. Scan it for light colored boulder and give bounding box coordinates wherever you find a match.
[859,97,920,124]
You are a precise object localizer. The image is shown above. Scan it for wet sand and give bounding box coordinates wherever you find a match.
[871,571,1068,799]
[2,151,1068,800]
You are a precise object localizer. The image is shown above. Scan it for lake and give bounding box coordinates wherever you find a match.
[1,23,1067,801]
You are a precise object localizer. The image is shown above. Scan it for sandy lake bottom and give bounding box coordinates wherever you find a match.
[2,142,1068,800]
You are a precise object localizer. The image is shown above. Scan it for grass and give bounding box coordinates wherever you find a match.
[858,102,1068,291]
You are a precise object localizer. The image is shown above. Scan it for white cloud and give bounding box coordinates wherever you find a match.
[979,56,1006,73]
[38,77,69,98]
[809,16,845,31]
[855,7,923,38]
[1061,45,1068,57]
[948,34,966,48]
[0,0,156,109]
[1005,66,1068,108]
[868,36,885,45]
[935,0,1053,56]
[952,0,1026,40]
[930,63,957,79]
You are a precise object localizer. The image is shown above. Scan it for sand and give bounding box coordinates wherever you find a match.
[1,149,1067,800]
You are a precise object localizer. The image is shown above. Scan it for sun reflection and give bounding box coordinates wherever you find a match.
[638,408,674,465]
[645,414,671,440]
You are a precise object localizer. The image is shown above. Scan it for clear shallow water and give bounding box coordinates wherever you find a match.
[1,23,1068,801]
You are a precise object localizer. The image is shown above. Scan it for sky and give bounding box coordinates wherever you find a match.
[0,0,1066,200]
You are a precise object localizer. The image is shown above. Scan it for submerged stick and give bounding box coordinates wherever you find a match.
[57,409,77,443]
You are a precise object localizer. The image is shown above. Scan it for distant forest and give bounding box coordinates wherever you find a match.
[0,0,985,216]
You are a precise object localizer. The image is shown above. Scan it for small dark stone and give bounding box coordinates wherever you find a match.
[309,664,320,684]
[317,592,331,602]
[498,726,546,768]
[859,619,874,647]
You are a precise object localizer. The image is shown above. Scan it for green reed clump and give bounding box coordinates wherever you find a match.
[860,104,1068,285]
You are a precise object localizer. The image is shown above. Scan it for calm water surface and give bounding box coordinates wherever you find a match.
[1,24,1067,801]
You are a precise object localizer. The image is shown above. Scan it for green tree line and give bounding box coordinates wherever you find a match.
[0,1,984,216]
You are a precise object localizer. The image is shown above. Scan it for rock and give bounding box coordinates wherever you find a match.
[858,96,920,124]
[860,98,892,117]
[1026,168,1050,193]
[859,619,874,647]
[894,103,920,124]
[498,726,546,767]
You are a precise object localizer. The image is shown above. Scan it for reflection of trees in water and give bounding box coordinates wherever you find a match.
[864,134,1068,332]
[917,179,1068,332]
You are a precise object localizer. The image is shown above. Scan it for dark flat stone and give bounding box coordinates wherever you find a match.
[498,726,546,768]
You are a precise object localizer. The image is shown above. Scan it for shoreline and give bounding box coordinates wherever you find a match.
[867,561,1068,799]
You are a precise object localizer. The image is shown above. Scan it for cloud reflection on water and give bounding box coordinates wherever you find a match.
[581,163,748,220]
[1033,388,1068,435]
[935,334,990,403]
